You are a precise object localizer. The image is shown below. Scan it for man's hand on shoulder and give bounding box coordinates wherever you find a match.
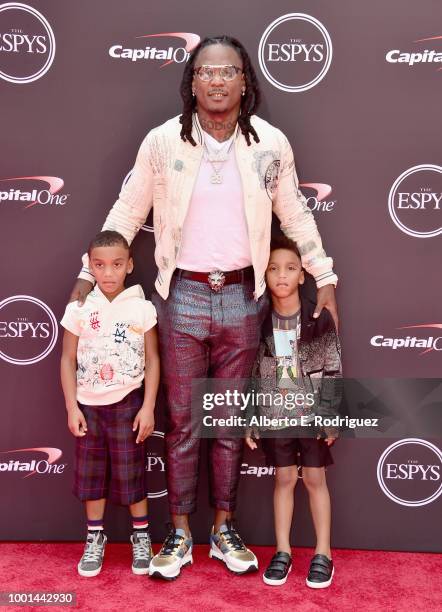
[313,284,339,331]
[69,279,94,306]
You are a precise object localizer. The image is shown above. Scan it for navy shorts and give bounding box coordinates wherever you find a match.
[73,387,147,505]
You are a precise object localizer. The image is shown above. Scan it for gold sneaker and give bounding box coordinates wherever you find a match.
[209,521,258,574]
[149,526,193,580]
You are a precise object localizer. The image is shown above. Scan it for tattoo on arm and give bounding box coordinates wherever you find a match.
[298,240,318,255]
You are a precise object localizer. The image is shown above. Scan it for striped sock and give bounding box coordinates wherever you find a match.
[132,515,149,531]
[87,518,104,532]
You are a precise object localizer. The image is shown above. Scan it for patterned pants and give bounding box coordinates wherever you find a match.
[152,275,268,514]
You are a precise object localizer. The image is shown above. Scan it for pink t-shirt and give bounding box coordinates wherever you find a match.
[176,131,252,272]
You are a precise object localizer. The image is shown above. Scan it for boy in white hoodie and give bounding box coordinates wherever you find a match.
[60,230,160,577]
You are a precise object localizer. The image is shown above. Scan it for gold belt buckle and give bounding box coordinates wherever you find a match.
[207,270,226,292]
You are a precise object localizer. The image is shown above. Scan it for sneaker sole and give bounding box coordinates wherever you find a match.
[77,564,103,578]
[262,564,292,586]
[306,566,334,589]
[148,552,193,580]
[209,545,258,574]
[132,565,150,575]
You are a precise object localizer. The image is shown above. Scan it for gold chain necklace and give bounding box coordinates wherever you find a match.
[203,136,235,185]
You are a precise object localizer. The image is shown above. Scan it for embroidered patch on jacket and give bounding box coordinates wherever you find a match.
[265,160,281,198]
[252,150,280,199]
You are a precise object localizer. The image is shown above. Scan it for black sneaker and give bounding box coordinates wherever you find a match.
[263,551,292,585]
[306,554,334,589]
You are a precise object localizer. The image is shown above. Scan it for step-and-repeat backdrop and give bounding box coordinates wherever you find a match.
[1,1,441,551]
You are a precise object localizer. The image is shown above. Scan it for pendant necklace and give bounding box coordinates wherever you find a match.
[203,134,235,185]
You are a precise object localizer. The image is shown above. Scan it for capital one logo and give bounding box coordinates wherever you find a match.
[145,430,167,499]
[388,165,442,238]
[0,176,69,208]
[241,461,303,478]
[0,2,55,83]
[370,323,442,356]
[0,295,58,365]
[241,462,276,477]
[300,182,337,213]
[109,32,200,66]
[386,35,442,70]
[258,13,332,92]
[377,439,442,506]
[0,447,66,477]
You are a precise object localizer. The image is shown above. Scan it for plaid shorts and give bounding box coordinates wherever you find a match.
[73,387,147,505]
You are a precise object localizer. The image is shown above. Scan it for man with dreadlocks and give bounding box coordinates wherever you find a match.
[70,35,338,580]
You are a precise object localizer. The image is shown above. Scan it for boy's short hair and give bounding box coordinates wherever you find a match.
[269,235,301,260]
[87,230,131,257]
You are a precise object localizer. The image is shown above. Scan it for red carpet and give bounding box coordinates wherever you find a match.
[1,543,441,611]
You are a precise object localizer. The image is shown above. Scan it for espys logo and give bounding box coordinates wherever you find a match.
[386,35,442,69]
[145,430,167,499]
[258,13,332,92]
[0,447,66,477]
[370,324,442,355]
[109,32,200,66]
[0,176,69,208]
[300,182,336,212]
[0,295,58,365]
[388,165,442,238]
[0,2,55,84]
[377,439,442,507]
[122,169,153,232]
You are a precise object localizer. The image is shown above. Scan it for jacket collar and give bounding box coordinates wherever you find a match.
[261,295,318,344]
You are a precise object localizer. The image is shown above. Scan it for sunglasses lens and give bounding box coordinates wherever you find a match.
[198,67,212,81]
[220,66,237,80]
[195,66,240,81]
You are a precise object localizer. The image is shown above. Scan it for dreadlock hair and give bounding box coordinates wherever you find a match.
[179,35,261,147]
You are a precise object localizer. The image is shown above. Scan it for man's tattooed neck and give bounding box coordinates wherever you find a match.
[199,116,238,141]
